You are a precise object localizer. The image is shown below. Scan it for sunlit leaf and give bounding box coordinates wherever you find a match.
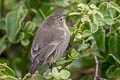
[43,69,52,79]
[51,67,60,79]
[104,16,113,25]
[0,63,15,76]
[60,70,70,79]
[69,48,79,59]
[89,22,98,33]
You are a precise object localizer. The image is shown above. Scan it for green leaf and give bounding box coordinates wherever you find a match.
[80,76,92,80]
[51,67,60,79]
[82,30,91,38]
[69,12,81,16]
[106,65,115,78]
[93,29,105,53]
[6,11,21,42]
[109,54,120,64]
[60,70,70,79]
[35,74,45,80]
[69,48,79,59]
[104,16,113,25]
[106,65,120,78]
[5,75,18,80]
[0,36,7,55]
[43,69,52,79]
[95,12,105,26]
[90,4,98,9]
[15,32,25,42]
[75,33,82,41]
[32,8,44,27]
[0,19,6,30]
[78,42,89,51]
[0,63,15,76]
[99,2,107,15]
[109,2,120,13]
[24,21,36,32]
[89,22,98,33]
[112,68,120,78]
[109,36,120,59]
[33,15,43,27]
[108,8,116,18]
[21,39,30,46]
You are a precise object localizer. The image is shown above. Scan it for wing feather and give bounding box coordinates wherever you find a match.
[31,24,64,64]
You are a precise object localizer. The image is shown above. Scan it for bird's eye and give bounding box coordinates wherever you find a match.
[59,18,63,21]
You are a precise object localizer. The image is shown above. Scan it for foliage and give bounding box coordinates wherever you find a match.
[0,0,120,80]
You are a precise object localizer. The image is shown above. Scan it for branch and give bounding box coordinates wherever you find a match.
[94,55,99,80]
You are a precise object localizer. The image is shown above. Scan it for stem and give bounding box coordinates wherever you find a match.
[94,55,99,80]
[0,0,4,18]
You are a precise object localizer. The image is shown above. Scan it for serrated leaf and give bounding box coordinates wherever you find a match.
[0,63,15,76]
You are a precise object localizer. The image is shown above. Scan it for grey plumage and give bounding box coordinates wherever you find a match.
[29,14,70,74]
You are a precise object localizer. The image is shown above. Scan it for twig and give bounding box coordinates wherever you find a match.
[94,55,99,80]
[32,71,38,80]
[23,73,30,80]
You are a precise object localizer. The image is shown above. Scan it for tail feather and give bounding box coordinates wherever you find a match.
[29,61,39,75]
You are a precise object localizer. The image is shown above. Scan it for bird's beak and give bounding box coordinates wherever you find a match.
[63,16,66,19]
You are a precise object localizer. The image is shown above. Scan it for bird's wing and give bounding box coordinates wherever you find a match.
[31,25,65,63]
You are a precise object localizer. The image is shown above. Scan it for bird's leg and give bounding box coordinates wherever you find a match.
[48,63,54,70]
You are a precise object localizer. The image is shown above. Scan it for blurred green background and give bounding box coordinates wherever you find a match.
[0,0,120,80]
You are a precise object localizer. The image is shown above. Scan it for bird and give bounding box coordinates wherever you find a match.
[29,13,70,75]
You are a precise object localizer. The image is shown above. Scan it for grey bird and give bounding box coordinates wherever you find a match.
[29,14,70,74]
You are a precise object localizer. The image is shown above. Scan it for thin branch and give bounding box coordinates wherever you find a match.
[94,55,99,80]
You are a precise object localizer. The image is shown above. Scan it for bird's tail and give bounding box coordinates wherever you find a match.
[29,61,39,75]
